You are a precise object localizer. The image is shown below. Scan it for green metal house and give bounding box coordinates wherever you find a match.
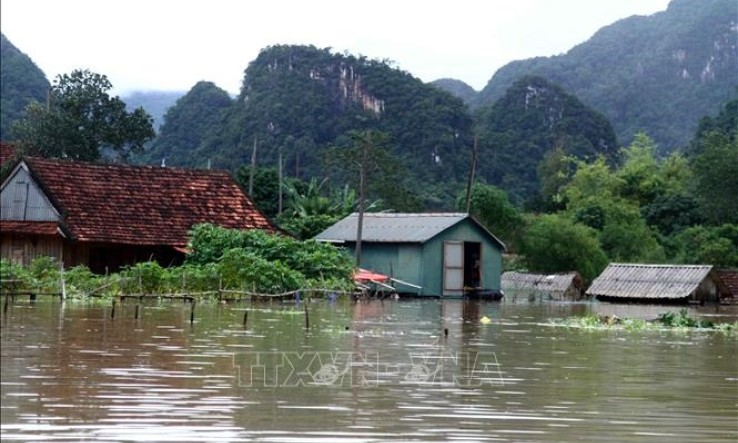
[315,213,506,297]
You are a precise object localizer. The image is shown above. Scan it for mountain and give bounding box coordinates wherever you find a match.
[122,90,185,132]
[431,78,477,106]
[140,81,233,165]
[0,33,50,141]
[150,45,475,209]
[474,75,619,205]
[475,0,738,153]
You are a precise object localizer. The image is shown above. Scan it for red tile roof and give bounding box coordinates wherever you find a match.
[23,158,275,247]
[0,221,62,236]
[0,142,18,166]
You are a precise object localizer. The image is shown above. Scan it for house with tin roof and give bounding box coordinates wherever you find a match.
[586,263,727,304]
[1,157,275,272]
[315,213,506,297]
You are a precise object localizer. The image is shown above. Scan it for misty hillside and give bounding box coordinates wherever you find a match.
[0,33,49,141]
[431,78,477,106]
[476,0,738,153]
[122,90,185,132]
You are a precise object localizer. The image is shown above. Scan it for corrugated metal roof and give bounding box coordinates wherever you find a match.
[501,271,580,293]
[315,213,505,247]
[586,263,714,299]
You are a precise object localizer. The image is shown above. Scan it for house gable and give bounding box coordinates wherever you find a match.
[0,162,60,222]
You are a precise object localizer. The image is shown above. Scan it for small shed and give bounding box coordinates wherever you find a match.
[315,213,506,297]
[586,263,726,304]
[501,271,584,301]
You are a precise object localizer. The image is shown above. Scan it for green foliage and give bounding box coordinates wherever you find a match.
[160,263,221,293]
[476,0,738,152]
[140,81,232,166]
[10,69,155,161]
[218,248,303,292]
[474,75,619,204]
[63,265,105,295]
[0,259,33,291]
[147,45,473,208]
[642,193,703,236]
[273,171,384,239]
[276,214,340,241]
[234,166,309,219]
[658,309,714,329]
[555,311,733,331]
[536,145,574,210]
[119,261,166,294]
[0,33,50,141]
[673,224,738,267]
[456,182,523,249]
[520,214,608,282]
[690,131,738,225]
[186,223,354,283]
[324,130,423,211]
[616,133,663,206]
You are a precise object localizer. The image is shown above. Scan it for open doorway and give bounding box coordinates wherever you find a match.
[463,242,482,289]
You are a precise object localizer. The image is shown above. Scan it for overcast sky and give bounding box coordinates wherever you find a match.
[1,0,672,96]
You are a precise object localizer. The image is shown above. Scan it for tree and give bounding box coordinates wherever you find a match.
[10,69,154,161]
[674,224,738,268]
[324,130,423,211]
[456,182,523,250]
[691,131,738,225]
[520,214,608,282]
[275,176,383,240]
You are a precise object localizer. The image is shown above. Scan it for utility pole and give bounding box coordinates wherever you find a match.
[249,135,257,196]
[278,150,283,215]
[355,130,370,267]
[465,135,478,213]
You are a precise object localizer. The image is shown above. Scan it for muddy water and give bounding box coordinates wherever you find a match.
[1,298,736,442]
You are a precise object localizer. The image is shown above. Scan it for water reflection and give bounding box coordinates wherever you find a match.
[1,298,736,442]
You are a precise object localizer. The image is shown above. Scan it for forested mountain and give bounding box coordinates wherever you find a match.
[0,33,49,141]
[476,0,738,153]
[148,45,475,208]
[474,76,619,205]
[122,90,185,132]
[139,81,233,165]
[431,78,477,105]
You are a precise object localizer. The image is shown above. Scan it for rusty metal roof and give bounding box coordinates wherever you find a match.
[502,271,581,293]
[586,263,714,299]
[315,213,505,248]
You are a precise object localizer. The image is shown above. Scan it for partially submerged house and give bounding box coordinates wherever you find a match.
[1,157,275,272]
[716,269,738,304]
[586,263,727,304]
[501,271,584,301]
[315,213,506,297]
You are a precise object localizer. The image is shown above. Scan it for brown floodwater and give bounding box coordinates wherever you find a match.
[1,297,736,442]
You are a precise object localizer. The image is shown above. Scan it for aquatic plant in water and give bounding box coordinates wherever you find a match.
[552,309,736,334]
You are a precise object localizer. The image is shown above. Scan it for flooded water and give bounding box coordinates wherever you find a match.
[1,297,736,442]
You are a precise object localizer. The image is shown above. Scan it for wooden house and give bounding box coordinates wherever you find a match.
[586,263,727,304]
[501,271,584,301]
[1,157,275,272]
[315,213,506,297]
[716,269,738,304]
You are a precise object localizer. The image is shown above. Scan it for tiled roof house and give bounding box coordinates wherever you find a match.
[1,157,275,272]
